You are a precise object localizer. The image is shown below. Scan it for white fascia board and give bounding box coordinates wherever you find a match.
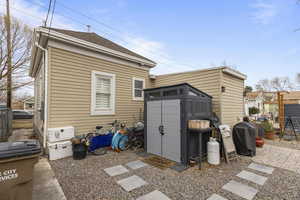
[222,67,247,80]
[36,27,156,67]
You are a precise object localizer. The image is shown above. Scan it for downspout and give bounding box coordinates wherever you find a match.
[35,42,48,148]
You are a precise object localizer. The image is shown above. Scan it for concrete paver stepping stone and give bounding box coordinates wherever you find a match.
[103,165,129,177]
[126,160,148,170]
[117,175,147,192]
[248,163,274,174]
[222,180,258,200]
[207,193,228,200]
[136,190,171,200]
[237,170,268,185]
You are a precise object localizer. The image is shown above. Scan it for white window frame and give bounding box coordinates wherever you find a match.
[91,71,116,115]
[132,77,145,101]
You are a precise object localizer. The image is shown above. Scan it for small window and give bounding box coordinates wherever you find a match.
[163,89,177,96]
[132,78,145,100]
[149,91,161,98]
[91,71,115,115]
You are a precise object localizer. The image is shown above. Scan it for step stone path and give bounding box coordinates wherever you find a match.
[207,193,228,200]
[207,162,274,200]
[236,170,267,185]
[103,160,170,200]
[117,175,148,192]
[126,160,148,170]
[222,180,258,200]
[104,165,129,177]
[136,190,171,200]
[248,163,274,174]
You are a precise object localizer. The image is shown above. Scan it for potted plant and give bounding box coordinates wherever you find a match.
[261,120,275,140]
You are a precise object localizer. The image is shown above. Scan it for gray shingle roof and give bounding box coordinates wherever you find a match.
[43,27,155,65]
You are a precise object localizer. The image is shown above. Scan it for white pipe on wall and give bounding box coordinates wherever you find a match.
[35,42,48,148]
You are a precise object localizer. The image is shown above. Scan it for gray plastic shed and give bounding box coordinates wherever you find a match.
[144,83,213,165]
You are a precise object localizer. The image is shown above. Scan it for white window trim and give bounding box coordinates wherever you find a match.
[132,77,145,101]
[91,71,116,115]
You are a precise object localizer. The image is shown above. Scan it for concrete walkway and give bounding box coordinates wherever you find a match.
[253,144,300,174]
[32,158,66,200]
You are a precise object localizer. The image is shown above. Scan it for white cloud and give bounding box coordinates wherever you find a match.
[0,0,197,76]
[122,36,196,75]
[251,0,278,25]
[0,0,78,29]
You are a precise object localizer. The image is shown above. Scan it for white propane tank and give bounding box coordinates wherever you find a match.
[207,137,220,165]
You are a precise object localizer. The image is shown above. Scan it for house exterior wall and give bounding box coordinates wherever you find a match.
[220,72,244,126]
[153,69,245,127]
[153,68,222,118]
[47,46,150,135]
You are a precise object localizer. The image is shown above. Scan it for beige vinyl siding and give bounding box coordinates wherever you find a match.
[221,72,244,127]
[48,47,149,135]
[154,69,222,117]
[34,61,44,135]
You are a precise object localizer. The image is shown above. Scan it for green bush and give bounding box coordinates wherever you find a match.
[261,120,274,132]
[249,107,260,115]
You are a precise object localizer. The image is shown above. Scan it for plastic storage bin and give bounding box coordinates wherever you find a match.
[88,133,113,152]
[48,140,72,160]
[0,140,41,200]
[47,126,74,143]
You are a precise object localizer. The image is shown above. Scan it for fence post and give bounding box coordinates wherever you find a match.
[0,108,12,142]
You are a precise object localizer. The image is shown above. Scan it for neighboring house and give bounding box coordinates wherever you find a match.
[23,97,35,111]
[29,27,246,147]
[281,91,300,104]
[245,91,300,119]
[12,100,24,110]
[244,92,264,116]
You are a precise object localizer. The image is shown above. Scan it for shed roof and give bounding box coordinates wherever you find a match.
[144,83,212,98]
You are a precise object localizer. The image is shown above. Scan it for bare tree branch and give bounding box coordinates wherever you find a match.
[0,15,33,103]
[255,76,295,92]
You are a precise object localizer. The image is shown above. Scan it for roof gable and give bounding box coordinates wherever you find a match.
[43,27,155,64]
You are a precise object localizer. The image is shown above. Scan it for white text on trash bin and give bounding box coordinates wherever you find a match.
[0,169,18,182]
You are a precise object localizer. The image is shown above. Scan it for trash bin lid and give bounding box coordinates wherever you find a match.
[0,140,41,159]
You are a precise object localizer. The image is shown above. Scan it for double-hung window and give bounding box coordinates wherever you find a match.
[132,77,145,101]
[91,71,115,115]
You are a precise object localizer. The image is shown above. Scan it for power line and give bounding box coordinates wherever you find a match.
[9,0,199,70]
[48,0,56,29]
[27,0,197,69]
[44,0,52,26]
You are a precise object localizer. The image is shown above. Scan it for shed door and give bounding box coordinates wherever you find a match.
[162,100,181,162]
[146,100,181,163]
[147,101,162,157]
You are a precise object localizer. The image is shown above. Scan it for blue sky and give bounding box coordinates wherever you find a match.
[1,0,300,88]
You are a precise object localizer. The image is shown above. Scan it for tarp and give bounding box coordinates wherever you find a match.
[232,122,256,157]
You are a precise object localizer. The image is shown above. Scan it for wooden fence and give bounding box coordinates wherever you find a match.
[0,108,12,142]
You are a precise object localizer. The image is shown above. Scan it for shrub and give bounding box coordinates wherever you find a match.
[261,120,274,132]
[249,107,260,115]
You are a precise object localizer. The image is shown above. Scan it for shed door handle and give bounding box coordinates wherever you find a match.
[158,125,164,135]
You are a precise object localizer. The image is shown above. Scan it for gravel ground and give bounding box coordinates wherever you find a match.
[264,135,300,150]
[50,150,300,200]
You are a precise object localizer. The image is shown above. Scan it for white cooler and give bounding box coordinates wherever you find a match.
[47,126,75,143]
[47,141,72,160]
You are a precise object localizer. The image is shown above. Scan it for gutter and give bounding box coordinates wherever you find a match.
[222,67,247,80]
[35,42,48,148]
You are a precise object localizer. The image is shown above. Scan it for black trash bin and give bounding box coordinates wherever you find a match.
[0,140,41,200]
[232,122,256,156]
